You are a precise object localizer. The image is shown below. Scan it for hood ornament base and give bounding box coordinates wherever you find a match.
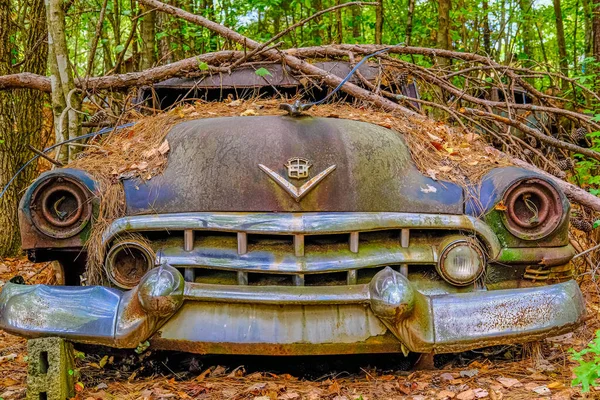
[259,164,336,202]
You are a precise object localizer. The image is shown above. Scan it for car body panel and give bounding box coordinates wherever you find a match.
[11,116,584,355]
[123,117,464,214]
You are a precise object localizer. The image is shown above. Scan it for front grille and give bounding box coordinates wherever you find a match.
[153,228,482,286]
[103,212,500,287]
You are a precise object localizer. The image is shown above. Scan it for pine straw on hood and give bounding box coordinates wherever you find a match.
[68,99,509,284]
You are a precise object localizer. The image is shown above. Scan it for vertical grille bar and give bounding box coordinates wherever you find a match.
[237,232,248,285]
[237,232,248,255]
[347,270,357,285]
[348,232,359,284]
[400,229,409,277]
[184,230,194,251]
[237,271,249,285]
[349,232,359,253]
[293,274,305,286]
[294,235,305,286]
[294,234,305,257]
[184,230,195,282]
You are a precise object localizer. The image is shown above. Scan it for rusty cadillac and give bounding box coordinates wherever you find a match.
[0,114,586,357]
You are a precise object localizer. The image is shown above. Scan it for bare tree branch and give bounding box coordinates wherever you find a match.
[137,0,419,116]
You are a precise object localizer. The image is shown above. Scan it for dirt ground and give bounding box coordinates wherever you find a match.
[0,258,597,400]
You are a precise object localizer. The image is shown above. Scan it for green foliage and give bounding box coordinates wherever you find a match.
[48,0,600,84]
[255,67,272,77]
[197,60,209,71]
[135,340,150,354]
[571,330,600,392]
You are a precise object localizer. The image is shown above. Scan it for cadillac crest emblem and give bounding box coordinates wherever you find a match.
[285,157,312,179]
[258,158,336,202]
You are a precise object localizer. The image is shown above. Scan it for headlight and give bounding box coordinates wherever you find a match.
[437,238,485,286]
[29,175,93,239]
[502,178,562,240]
[105,237,155,289]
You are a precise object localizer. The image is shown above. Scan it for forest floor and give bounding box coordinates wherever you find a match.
[0,258,596,400]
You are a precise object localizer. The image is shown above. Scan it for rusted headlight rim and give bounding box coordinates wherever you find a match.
[105,239,156,289]
[436,238,486,286]
[501,178,563,241]
[29,175,92,239]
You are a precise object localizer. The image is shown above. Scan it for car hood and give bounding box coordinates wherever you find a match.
[123,116,464,214]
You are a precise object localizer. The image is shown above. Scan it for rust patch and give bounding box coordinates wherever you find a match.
[149,332,404,356]
[502,178,562,240]
[29,176,93,239]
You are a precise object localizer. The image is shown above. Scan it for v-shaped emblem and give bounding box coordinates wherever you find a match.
[259,164,336,202]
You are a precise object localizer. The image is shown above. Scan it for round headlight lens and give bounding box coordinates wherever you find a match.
[437,240,485,286]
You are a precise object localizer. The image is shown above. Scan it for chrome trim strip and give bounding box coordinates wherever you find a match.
[182,282,371,304]
[103,212,502,257]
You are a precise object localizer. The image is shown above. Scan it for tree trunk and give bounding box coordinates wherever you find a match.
[553,0,569,89]
[140,3,157,69]
[594,0,600,63]
[584,0,592,56]
[46,0,81,160]
[0,0,47,256]
[482,0,491,54]
[158,12,173,63]
[405,0,415,45]
[313,0,324,44]
[518,0,535,66]
[202,0,216,51]
[336,0,343,43]
[593,0,600,92]
[351,4,361,41]
[437,0,451,65]
[375,0,383,44]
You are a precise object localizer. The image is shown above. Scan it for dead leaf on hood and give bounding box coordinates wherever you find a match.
[158,140,170,155]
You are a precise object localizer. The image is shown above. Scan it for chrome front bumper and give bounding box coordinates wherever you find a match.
[0,266,585,354]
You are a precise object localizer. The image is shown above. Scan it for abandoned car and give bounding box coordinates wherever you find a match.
[0,113,586,356]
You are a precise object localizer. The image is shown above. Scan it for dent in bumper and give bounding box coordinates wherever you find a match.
[0,267,586,354]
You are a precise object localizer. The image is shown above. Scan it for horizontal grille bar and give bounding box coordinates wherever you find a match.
[103,212,501,257]
[183,281,371,304]
[156,241,436,274]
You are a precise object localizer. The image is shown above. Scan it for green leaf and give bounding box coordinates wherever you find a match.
[594,220,600,229]
[135,340,150,354]
[197,61,209,71]
[254,67,272,77]
[115,44,125,54]
[570,330,600,392]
